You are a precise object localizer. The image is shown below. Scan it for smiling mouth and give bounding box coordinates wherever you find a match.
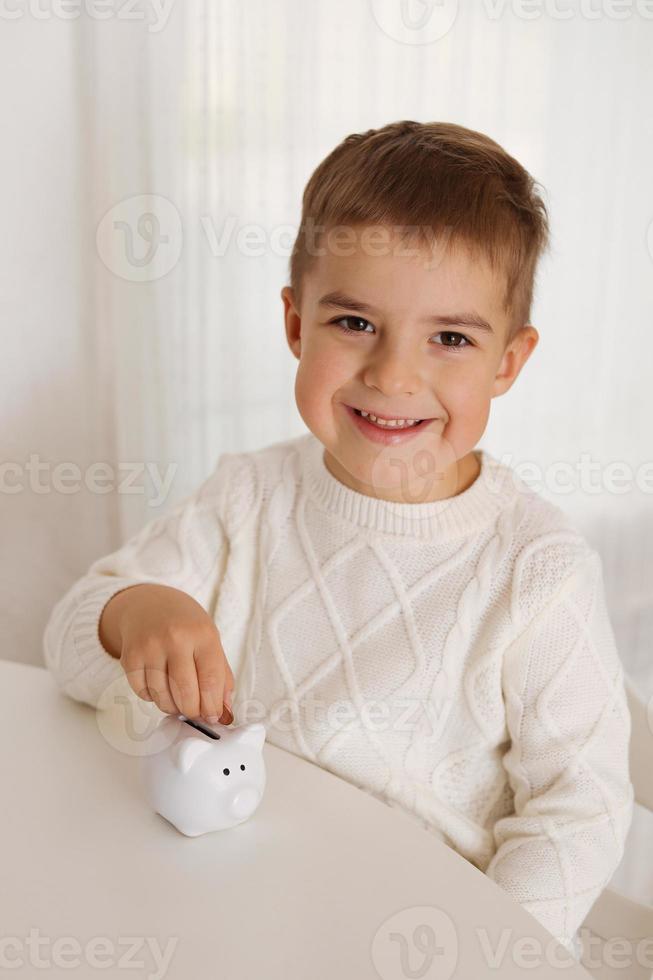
[348,405,432,429]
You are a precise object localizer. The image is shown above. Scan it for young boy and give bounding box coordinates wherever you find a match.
[44,120,633,959]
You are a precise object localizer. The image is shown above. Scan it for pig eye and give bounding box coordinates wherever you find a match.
[240,764,245,771]
[222,768,230,776]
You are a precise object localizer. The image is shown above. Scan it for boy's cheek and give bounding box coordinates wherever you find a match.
[295,344,351,401]
[446,397,492,449]
[294,361,334,433]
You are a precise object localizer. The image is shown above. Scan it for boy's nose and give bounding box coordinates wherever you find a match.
[362,343,422,399]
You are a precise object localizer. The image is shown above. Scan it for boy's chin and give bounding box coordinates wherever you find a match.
[323,444,437,503]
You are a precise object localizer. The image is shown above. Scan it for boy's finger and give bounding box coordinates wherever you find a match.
[167,650,202,720]
[122,659,152,703]
[219,658,235,723]
[194,646,228,724]
[145,662,178,715]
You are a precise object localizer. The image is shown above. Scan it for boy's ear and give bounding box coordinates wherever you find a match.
[281,286,301,359]
[492,324,539,398]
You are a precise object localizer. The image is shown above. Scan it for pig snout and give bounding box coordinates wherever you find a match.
[229,786,261,819]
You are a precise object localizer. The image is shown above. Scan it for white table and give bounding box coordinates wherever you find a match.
[0,658,593,979]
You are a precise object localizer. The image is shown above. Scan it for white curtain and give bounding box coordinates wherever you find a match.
[86,0,653,679]
[2,0,651,894]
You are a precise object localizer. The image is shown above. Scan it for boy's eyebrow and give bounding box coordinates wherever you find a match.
[318,291,494,334]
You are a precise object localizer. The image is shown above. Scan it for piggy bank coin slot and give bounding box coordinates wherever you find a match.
[180,716,221,739]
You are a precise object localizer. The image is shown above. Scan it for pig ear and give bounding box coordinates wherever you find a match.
[234,723,266,752]
[173,737,213,774]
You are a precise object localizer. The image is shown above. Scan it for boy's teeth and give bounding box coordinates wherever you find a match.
[359,410,420,428]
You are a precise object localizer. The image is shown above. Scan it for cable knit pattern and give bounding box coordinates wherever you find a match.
[43,431,634,957]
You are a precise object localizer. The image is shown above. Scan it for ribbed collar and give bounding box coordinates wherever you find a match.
[298,431,521,540]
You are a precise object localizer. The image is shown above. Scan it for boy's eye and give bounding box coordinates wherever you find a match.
[331,315,373,334]
[331,317,472,352]
[433,331,472,351]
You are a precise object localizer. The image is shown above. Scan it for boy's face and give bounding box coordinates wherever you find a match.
[282,225,538,504]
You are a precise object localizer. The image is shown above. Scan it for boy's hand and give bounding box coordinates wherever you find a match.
[99,583,234,725]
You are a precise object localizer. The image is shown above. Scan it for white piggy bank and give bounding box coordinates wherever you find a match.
[140,714,267,837]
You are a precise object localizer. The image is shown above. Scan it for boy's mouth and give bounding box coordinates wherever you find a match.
[348,404,430,429]
[343,403,435,444]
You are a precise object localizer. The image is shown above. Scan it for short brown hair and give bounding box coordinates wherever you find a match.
[289,120,550,346]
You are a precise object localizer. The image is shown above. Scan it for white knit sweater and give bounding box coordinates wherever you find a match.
[43,431,634,956]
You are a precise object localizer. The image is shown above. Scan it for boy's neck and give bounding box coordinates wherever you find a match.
[322,446,482,505]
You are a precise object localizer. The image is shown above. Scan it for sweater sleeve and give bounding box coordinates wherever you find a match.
[43,453,235,710]
[485,547,634,955]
